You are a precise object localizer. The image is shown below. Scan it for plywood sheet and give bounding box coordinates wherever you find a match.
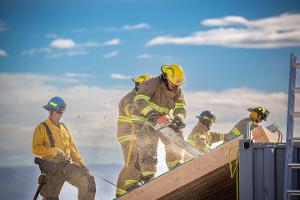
[118,125,280,200]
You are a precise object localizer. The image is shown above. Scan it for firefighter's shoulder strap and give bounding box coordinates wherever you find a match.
[61,122,69,133]
[42,122,55,147]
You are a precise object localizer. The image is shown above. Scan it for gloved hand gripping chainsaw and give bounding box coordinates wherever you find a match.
[146,111,204,157]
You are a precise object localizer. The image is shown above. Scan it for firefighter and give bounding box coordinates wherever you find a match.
[32,97,96,200]
[184,110,227,161]
[132,64,186,183]
[116,74,153,197]
[229,106,269,138]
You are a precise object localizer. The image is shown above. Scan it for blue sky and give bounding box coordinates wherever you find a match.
[0,0,299,92]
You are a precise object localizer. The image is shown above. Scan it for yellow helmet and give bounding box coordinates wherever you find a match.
[132,74,153,84]
[161,64,185,86]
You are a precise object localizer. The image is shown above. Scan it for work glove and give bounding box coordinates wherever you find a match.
[173,116,186,129]
[146,110,159,124]
[55,149,67,162]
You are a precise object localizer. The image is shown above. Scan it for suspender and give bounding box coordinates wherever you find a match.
[41,122,70,148]
[42,122,55,147]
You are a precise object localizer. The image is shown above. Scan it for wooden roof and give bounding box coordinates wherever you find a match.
[118,125,279,200]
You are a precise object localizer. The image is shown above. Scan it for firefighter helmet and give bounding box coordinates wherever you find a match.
[196,110,216,123]
[132,74,153,84]
[161,64,185,86]
[43,97,67,114]
[247,106,269,121]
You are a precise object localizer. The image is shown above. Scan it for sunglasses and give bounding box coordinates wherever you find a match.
[56,111,64,115]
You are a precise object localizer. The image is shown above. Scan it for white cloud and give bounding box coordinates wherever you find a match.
[110,73,131,80]
[23,38,121,58]
[0,73,125,165]
[50,38,76,49]
[137,54,153,59]
[46,49,87,58]
[0,72,297,167]
[122,23,151,31]
[102,23,151,32]
[64,73,91,78]
[147,13,300,48]
[202,16,249,26]
[103,50,118,59]
[0,49,8,57]
[102,39,121,46]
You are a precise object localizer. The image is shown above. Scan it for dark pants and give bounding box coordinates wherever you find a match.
[40,162,96,200]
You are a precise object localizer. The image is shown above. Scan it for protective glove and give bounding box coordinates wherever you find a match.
[55,148,66,160]
[146,111,159,124]
[54,149,70,167]
[173,116,186,129]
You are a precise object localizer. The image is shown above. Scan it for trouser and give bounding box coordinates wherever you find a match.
[40,162,96,200]
[116,134,141,197]
[136,123,184,180]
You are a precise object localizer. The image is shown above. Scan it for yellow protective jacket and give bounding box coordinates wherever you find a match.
[187,122,227,153]
[229,117,258,136]
[132,76,186,123]
[117,89,137,143]
[32,118,84,166]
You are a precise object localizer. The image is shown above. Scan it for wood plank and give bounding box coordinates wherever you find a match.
[119,125,279,200]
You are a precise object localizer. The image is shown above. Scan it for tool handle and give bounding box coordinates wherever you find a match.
[33,175,46,200]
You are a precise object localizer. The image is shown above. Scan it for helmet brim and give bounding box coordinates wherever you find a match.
[247,108,255,112]
[43,105,51,111]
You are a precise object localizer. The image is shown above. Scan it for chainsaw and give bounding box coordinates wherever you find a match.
[147,115,205,157]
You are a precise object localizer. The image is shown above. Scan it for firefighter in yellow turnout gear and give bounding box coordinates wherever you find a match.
[132,64,186,183]
[116,74,153,197]
[185,111,227,160]
[229,106,269,138]
[32,97,96,200]
[185,107,269,161]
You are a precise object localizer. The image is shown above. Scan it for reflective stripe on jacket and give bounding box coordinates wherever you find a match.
[187,122,225,153]
[229,117,258,136]
[133,76,186,121]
